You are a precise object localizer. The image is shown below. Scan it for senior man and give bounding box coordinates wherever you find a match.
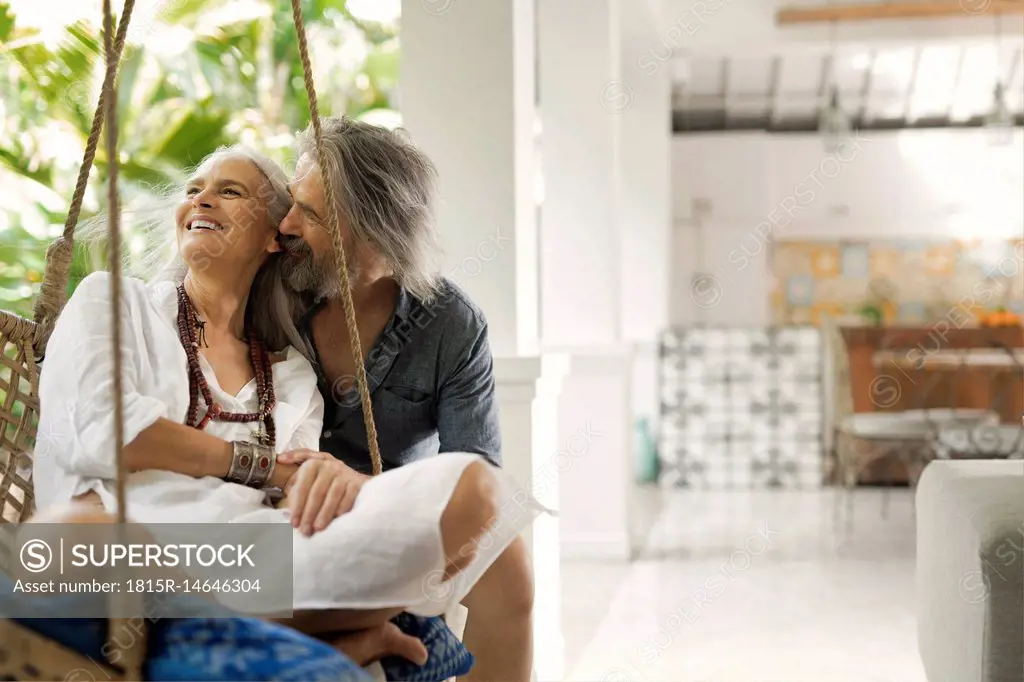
[276,116,534,682]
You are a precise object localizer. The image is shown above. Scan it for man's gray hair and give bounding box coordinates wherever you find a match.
[296,117,444,304]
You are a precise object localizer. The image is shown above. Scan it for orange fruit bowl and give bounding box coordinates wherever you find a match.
[977,309,1023,327]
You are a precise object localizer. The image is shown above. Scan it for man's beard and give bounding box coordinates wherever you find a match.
[278,237,360,300]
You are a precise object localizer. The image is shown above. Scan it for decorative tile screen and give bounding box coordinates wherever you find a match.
[771,238,1024,325]
[658,326,824,490]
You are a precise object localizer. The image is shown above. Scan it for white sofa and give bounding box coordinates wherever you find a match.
[916,460,1024,682]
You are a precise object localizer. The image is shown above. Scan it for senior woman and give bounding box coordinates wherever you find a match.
[30,146,540,667]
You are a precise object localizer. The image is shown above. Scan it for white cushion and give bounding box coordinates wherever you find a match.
[916,461,1024,682]
[841,409,999,441]
[901,408,999,424]
[933,424,1024,459]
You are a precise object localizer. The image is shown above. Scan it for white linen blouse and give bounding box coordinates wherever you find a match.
[30,271,541,619]
[32,270,323,516]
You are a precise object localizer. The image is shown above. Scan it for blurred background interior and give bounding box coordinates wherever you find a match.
[1,1,1023,681]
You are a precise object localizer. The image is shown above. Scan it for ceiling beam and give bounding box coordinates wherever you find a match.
[858,49,877,123]
[902,47,923,124]
[767,56,782,125]
[945,46,968,122]
[778,1,1024,25]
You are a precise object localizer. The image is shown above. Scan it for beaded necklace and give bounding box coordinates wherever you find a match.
[175,284,276,447]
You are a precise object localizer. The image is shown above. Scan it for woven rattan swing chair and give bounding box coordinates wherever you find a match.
[0,0,395,678]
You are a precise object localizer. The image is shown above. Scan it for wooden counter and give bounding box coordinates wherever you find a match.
[841,326,1024,484]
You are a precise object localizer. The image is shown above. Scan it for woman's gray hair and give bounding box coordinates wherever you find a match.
[78,145,308,357]
[296,117,444,304]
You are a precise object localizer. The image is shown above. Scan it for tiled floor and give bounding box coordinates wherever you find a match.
[559,486,928,682]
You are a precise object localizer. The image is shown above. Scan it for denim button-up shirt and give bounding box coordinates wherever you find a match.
[298,278,501,474]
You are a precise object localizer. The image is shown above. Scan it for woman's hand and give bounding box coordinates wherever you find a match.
[279,457,370,536]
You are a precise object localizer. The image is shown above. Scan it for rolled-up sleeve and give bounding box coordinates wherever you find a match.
[41,272,170,480]
[436,319,501,467]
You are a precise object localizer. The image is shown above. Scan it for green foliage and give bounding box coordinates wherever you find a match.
[0,224,47,318]
[0,2,14,43]
[0,0,399,313]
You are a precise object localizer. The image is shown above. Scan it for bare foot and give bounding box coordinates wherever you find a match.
[330,622,428,667]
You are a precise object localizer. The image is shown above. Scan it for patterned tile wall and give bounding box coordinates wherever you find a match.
[658,327,824,490]
[771,238,1024,325]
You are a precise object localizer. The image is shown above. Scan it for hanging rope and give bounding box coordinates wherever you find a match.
[101,1,127,526]
[289,0,383,476]
[99,1,142,677]
[31,0,137,358]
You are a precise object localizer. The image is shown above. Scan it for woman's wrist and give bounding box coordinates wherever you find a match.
[269,461,298,488]
[214,440,235,478]
[225,440,279,488]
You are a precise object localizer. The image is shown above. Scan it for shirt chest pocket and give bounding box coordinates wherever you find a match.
[373,385,436,447]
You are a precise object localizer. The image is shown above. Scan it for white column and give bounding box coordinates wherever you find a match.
[400,2,565,678]
[494,356,568,681]
[620,0,672,440]
[537,0,621,347]
[537,0,639,563]
[556,349,634,560]
[400,0,538,358]
[619,0,671,344]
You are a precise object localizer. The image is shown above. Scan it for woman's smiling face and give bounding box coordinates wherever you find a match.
[174,153,282,274]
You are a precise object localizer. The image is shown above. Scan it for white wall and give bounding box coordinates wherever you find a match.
[670,128,1024,327]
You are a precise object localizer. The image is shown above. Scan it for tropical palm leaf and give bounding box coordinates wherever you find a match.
[0,0,399,315]
[150,105,232,168]
[159,0,231,25]
[0,147,52,187]
[115,45,145,138]
[0,1,15,43]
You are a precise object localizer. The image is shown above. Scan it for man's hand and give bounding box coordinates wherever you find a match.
[278,455,370,536]
[268,449,328,489]
[276,448,331,466]
[329,622,428,667]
